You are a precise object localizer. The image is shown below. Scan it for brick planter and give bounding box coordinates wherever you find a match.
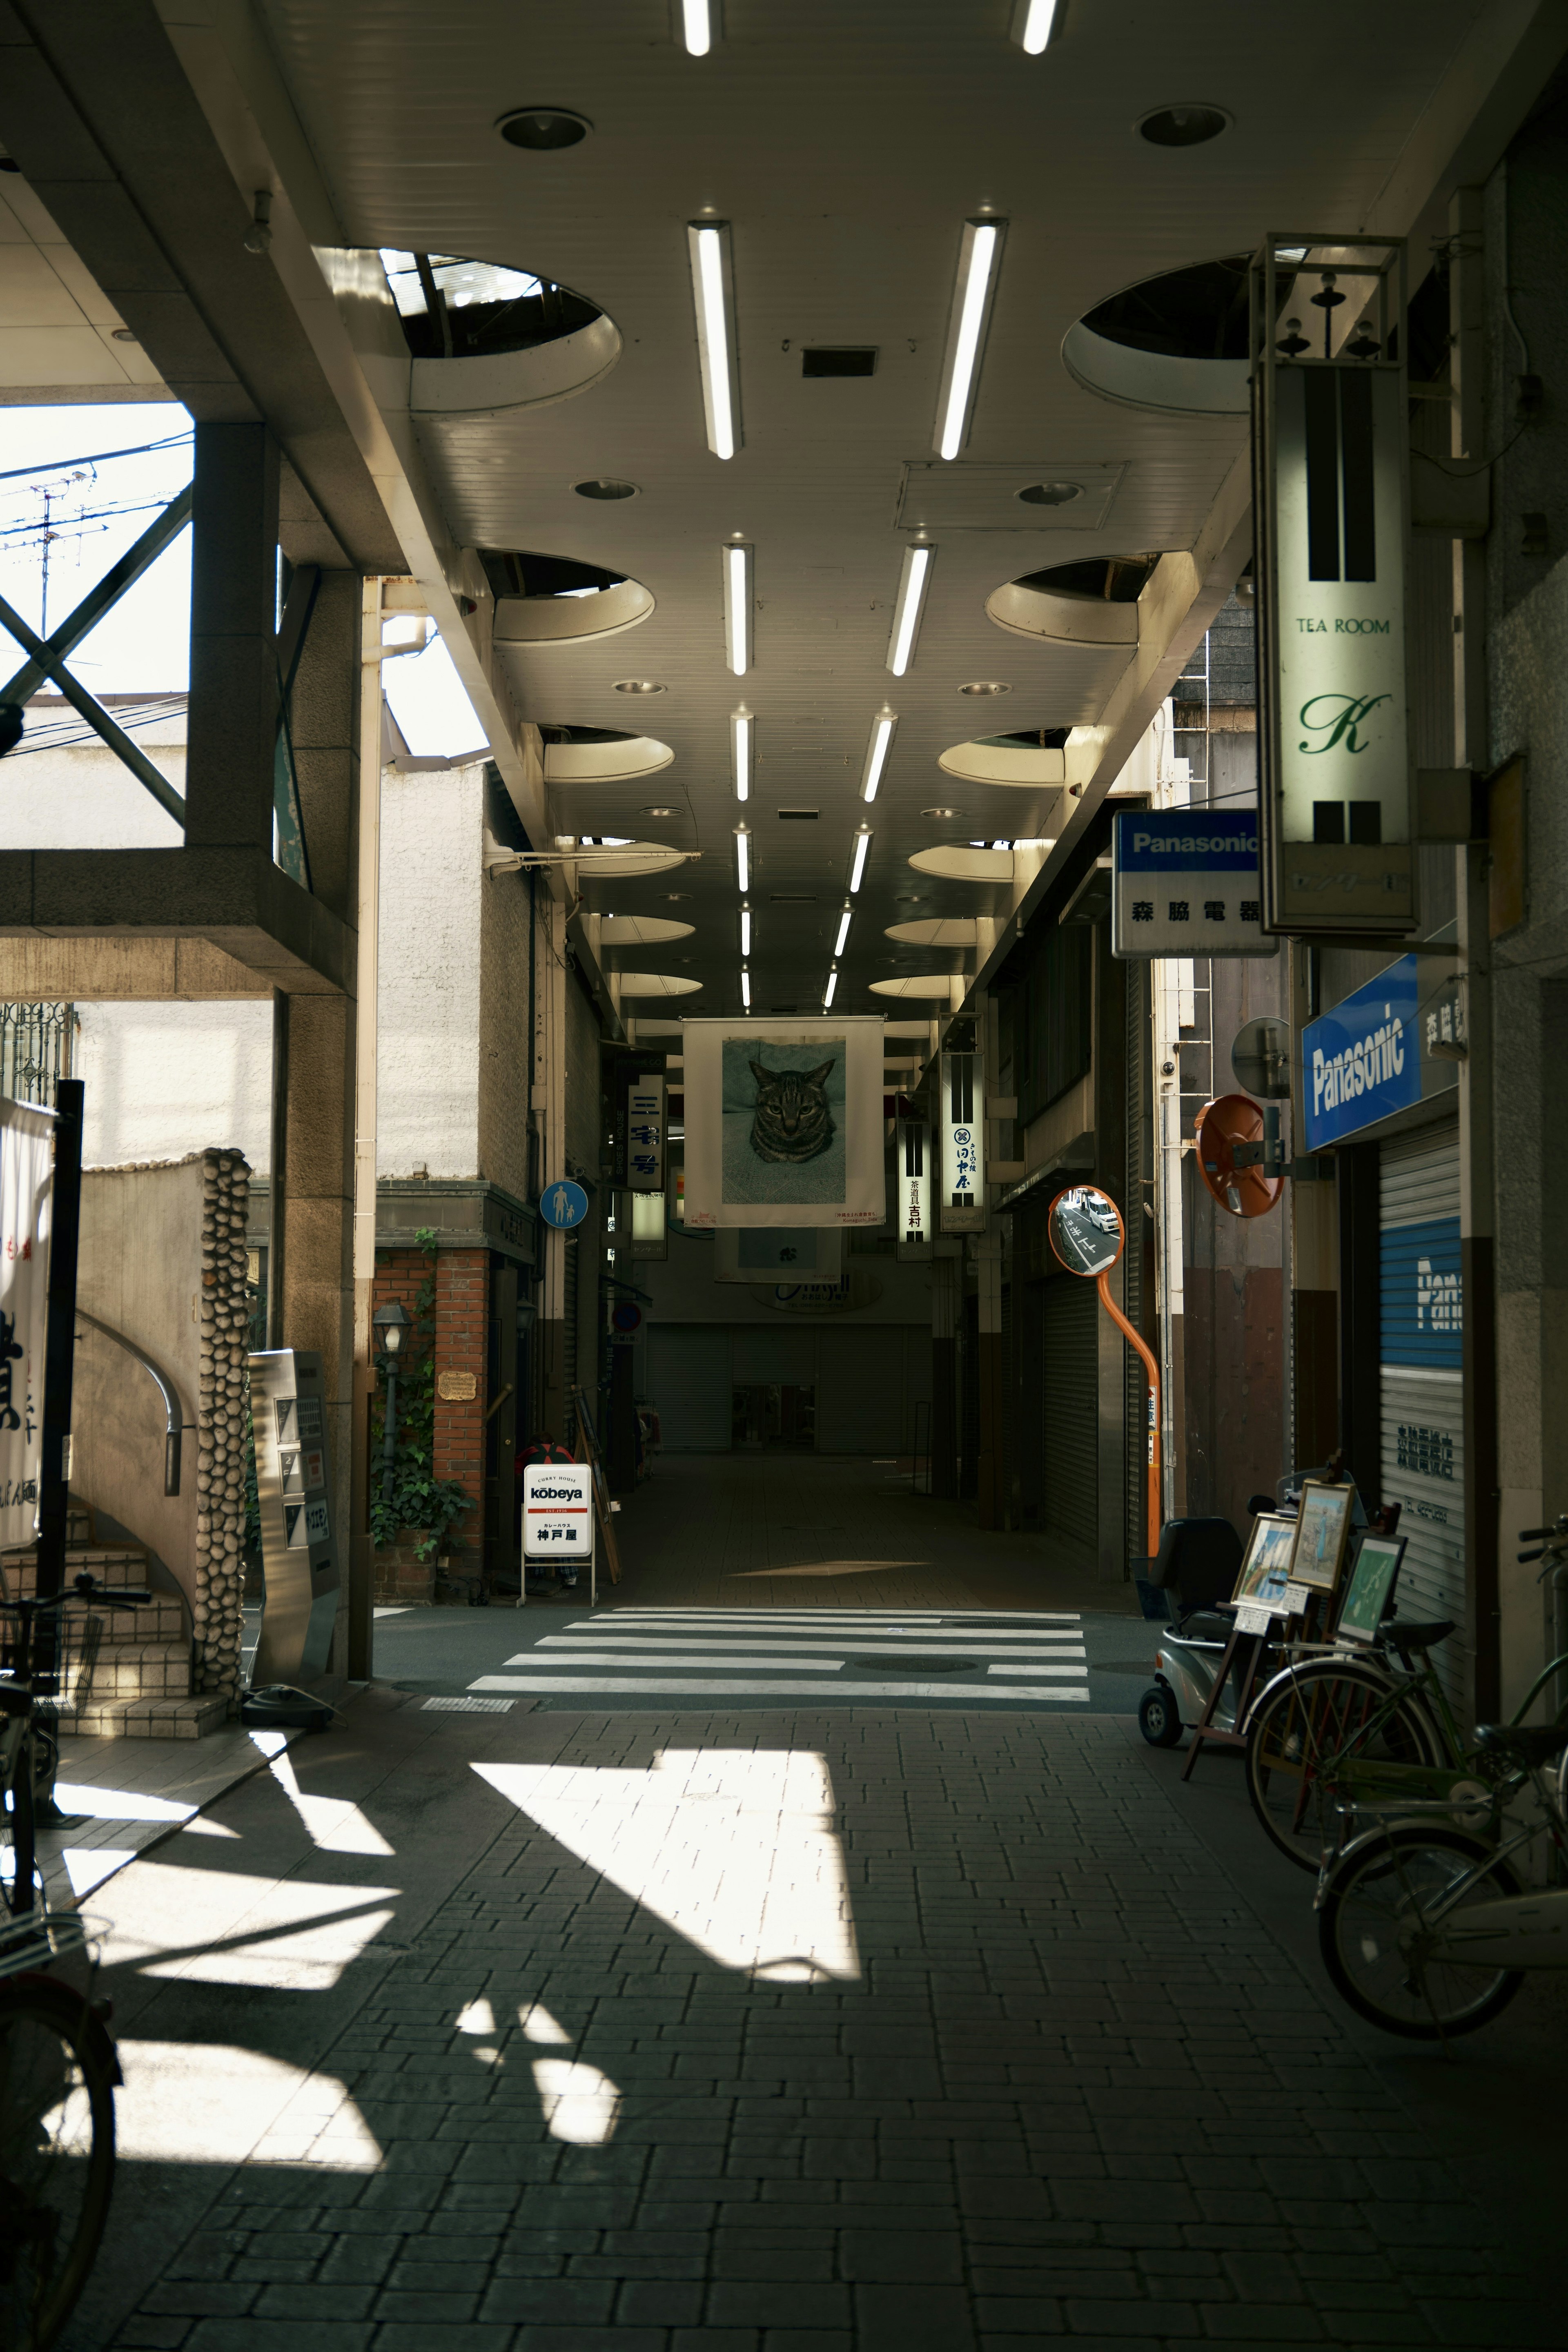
[373,1530,437,1606]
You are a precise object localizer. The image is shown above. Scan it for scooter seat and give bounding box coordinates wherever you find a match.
[1474,1721,1568,1770]
[1171,1610,1233,1645]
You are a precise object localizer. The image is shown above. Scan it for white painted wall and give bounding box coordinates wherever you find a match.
[0,698,185,848]
[377,762,485,1177]
[77,999,271,1171]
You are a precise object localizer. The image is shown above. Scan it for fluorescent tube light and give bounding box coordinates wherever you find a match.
[934,218,1006,461]
[741,966,751,1007]
[731,707,752,800]
[1014,0,1061,52]
[834,908,852,956]
[735,828,749,891]
[682,0,713,56]
[688,221,741,459]
[861,709,897,802]
[849,829,871,893]
[740,906,751,955]
[823,969,838,1008]
[723,543,752,675]
[886,543,933,676]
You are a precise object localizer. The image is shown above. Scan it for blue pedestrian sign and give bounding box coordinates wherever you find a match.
[539,1179,589,1230]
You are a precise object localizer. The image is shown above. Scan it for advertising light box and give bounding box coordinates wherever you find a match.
[1111,811,1278,958]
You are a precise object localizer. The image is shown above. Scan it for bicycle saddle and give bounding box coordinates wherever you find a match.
[1474,1722,1568,1770]
[1382,1619,1454,1659]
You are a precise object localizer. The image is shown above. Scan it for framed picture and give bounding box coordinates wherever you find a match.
[1232,1514,1299,1613]
[1291,1480,1356,1594]
[1335,1535,1405,1644]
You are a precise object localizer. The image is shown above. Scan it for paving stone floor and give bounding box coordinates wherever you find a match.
[74,1681,1562,2352]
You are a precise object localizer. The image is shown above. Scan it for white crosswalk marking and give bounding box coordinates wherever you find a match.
[470,1609,1091,1710]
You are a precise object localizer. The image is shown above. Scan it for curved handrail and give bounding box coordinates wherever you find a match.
[74,1310,188,1496]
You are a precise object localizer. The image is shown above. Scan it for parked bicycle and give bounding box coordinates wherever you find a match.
[1315,1713,1568,2038]
[1243,1521,1568,1870]
[1,1570,148,2349]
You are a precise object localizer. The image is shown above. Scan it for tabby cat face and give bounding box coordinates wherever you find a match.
[748,1058,835,1164]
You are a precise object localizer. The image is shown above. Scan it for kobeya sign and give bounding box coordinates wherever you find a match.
[1302,956,1420,1149]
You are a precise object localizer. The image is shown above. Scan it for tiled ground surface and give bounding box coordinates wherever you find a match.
[76,1687,1561,2352]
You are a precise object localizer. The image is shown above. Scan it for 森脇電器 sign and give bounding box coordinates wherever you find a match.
[1111,811,1278,958]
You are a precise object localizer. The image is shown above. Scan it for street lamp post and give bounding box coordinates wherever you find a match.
[372,1300,414,1508]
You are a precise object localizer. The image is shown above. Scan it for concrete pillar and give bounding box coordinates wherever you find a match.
[973,1227,1004,1528]
[273,571,362,1681]
[185,423,279,851]
[535,895,568,1441]
[930,1252,959,1499]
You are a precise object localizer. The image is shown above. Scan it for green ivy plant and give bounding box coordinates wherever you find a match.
[368,1229,474,1563]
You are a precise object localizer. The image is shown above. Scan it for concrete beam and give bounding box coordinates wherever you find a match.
[0,848,350,993]
[0,936,270,999]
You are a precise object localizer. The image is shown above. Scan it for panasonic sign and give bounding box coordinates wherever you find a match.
[1301,955,1420,1148]
[1111,810,1278,960]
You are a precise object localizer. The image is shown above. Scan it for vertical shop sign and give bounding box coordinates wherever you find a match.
[896,1116,931,1260]
[1252,234,1417,935]
[626,1076,665,1192]
[0,1100,51,1546]
[940,1051,985,1234]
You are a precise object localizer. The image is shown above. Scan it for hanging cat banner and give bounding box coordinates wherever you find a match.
[679,1017,886,1229]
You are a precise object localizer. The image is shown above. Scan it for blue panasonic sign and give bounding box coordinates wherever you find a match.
[1116,815,1261,870]
[1301,955,1420,1149]
[1111,810,1277,960]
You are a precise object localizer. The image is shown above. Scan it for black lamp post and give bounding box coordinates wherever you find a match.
[373,1299,414,1507]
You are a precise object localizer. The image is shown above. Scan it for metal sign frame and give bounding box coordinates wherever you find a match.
[939,1051,985,1234]
[1252,232,1418,936]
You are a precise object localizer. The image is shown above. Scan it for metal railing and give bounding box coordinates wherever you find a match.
[74,1310,188,1495]
[0,1001,76,1107]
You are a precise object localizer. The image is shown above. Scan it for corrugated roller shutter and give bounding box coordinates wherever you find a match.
[648,1326,733,1451]
[1042,1273,1098,1550]
[1379,1118,1465,1711]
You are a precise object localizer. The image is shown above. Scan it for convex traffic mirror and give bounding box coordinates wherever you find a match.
[1047,1184,1125,1278]
[1231,1015,1292,1100]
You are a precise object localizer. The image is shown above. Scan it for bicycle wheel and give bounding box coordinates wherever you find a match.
[0,1978,116,2350]
[1318,1824,1525,2039]
[1245,1660,1439,1871]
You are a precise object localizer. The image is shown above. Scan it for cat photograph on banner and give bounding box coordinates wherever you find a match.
[721,1036,847,1205]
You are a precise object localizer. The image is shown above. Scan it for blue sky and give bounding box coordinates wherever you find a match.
[0,400,485,755]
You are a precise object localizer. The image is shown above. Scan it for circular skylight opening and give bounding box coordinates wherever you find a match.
[573,477,639,500]
[615,679,666,695]
[497,107,592,151]
[1017,481,1082,508]
[1137,104,1229,148]
[959,681,1010,697]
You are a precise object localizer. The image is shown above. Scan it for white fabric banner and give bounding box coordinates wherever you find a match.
[0,1099,53,1545]
[680,1017,886,1229]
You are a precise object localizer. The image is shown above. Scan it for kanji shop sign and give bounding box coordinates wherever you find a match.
[626,1075,665,1193]
[0,1101,51,1545]
[1111,811,1278,958]
[939,1051,985,1234]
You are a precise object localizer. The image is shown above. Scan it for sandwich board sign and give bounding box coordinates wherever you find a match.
[522,1461,595,1600]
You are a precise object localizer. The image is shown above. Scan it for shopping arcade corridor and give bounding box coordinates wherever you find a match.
[68,1459,1567,2352]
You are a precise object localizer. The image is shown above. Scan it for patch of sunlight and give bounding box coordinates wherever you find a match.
[455,1998,495,2036]
[180,1817,242,1839]
[53,1782,197,1824]
[98,1860,401,1990]
[62,1848,137,1895]
[117,2041,383,2170]
[724,1559,929,1579]
[532,2057,621,2145]
[257,1738,395,1857]
[472,1747,860,1982]
[520,2002,571,2045]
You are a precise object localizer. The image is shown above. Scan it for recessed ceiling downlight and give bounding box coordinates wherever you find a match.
[614,679,666,695]
[574,477,639,500]
[959,681,1010,696]
[922,806,964,819]
[497,107,592,150]
[1137,104,1229,147]
[1017,480,1082,507]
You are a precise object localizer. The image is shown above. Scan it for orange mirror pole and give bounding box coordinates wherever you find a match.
[1096,1269,1162,1559]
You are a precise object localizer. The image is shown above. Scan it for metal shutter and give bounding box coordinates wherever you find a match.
[648,1326,733,1451]
[816,1325,908,1454]
[1379,1119,1465,1709]
[1042,1272,1098,1550]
